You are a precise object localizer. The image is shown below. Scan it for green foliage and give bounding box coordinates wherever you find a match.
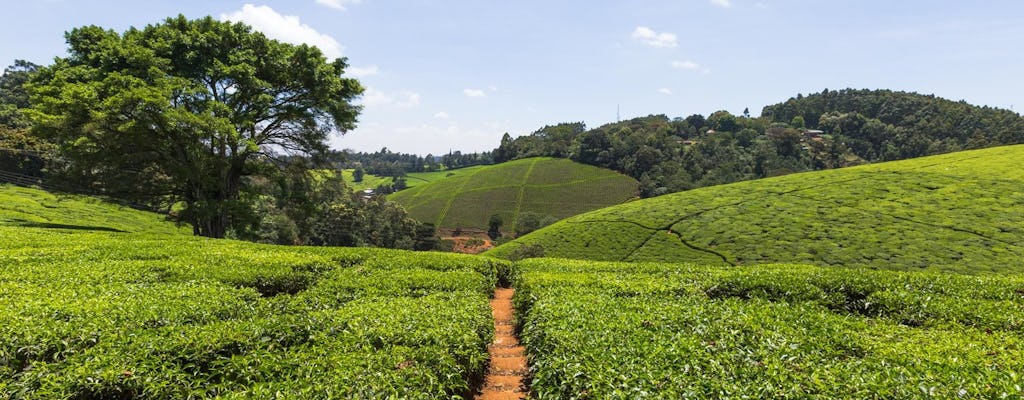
[26,15,363,238]
[0,184,189,234]
[513,259,1024,398]
[513,211,557,237]
[0,60,40,129]
[494,90,1024,199]
[0,225,505,398]
[389,157,638,232]
[489,145,1024,274]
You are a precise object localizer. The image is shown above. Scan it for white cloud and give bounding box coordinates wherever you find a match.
[348,65,379,77]
[658,88,672,95]
[434,111,450,119]
[672,60,711,74]
[315,0,361,10]
[711,0,732,8]
[671,60,700,70]
[396,92,420,108]
[463,88,487,98]
[631,26,677,48]
[361,87,392,107]
[488,85,499,92]
[360,87,419,108]
[755,2,769,8]
[221,4,344,59]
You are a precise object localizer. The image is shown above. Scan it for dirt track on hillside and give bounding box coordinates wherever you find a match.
[475,288,528,399]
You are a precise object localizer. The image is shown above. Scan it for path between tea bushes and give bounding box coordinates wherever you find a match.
[476,288,528,399]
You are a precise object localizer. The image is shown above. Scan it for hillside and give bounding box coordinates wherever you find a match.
[340,165,489,193]
[5,181,1024,397]
[487,145,1024,274]
[0,184,188,235]
[492,90,1024,197]
[388,157,638,233]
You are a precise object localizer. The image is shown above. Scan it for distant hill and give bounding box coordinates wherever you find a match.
[486,145,1024,274]
[761,88,1024,160]
[491,89,1024,197]
[339,165,489,193]
[388,157,638,234]
[0,184,188,235]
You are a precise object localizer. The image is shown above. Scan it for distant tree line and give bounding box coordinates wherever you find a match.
[494,89,1024,197]
[336,148,494,177]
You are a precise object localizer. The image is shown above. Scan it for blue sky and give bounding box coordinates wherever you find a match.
[3,1,1023,155]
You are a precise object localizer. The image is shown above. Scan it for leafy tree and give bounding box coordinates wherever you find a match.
[488,214,503,240]
[0,60,40,128]
[514,212,557,237]
[352,166,365,182]
[27,16,363,237]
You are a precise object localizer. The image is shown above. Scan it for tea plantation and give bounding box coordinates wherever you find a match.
[4,173,1024,398]
[513,258,1024,398]
[388,157,638,232]
[0,186,509,397]
[488,145,1024,274]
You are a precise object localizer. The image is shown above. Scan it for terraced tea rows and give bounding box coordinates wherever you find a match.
[0,226,508,398]
[389,157,638,232]
[489,145,1024,274]
[513,259,1024,398]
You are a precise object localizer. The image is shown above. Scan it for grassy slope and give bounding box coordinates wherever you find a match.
[0,186,500,397]
[0,184,189,235]
[488,145,1024,274]
[388,157,639,231]
[339,165,490,192]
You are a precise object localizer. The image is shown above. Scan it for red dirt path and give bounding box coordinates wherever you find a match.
[475,288,528,399]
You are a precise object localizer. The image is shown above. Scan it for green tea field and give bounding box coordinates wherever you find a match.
[513,258,1024,398]
[3,183,1024,398]
[388,157,639,233]
[488,145,1024,274]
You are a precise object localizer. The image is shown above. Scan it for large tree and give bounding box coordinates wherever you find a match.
[28,15,363,237]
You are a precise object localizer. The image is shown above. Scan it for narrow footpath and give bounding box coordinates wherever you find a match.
[475,288,529,399]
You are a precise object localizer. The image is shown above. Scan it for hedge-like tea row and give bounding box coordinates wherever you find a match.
[514,259,1024,398]
[0,226,506,398]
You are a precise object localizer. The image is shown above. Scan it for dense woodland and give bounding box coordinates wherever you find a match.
[493,89,1024,197]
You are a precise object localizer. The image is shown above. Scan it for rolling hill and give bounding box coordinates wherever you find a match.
[0,184,189,235]
[487,145,1024,274]
[5,175,1024,397]
[388,157,639,233]
[339,164,490,192]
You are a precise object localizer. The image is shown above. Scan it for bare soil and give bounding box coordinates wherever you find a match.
[475,288,528,399]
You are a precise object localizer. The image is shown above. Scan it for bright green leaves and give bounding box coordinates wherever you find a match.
[0,227,504,398]
[515,260,1024,398]
[28,15,364,237]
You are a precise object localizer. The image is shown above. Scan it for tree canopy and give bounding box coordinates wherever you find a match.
[27,15,363,237]
[492,89,1024,197]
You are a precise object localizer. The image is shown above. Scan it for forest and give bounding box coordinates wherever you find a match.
[492,89,1024,197]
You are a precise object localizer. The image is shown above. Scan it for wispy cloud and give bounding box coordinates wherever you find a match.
[348,65,379,77]
[361,87,420,108]
[657,88,672,95]
[631,26,677,48]
[396,92,420,108]
[671,60,711,74]
[672,60,700,70]
[711,0,732,8]
[434,111,450,119]
[463,88,487,98]
[315,0,361,11]
[221,4,343,59]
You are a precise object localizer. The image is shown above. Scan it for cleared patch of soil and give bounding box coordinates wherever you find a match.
[446,236,494,254]
[475,288,528,399]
